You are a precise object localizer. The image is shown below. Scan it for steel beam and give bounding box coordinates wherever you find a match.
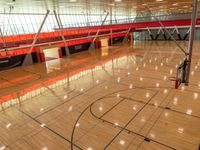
[88,29,100,50]
[110,29,113,45]
[175,26,182,40]
[123,28,131,42]
[23,10,50,66]
[147,28,154,40]
[185,0,198,85]
[53,10,70,56]
[92,30,100,43]
[0,27,8,55]
[110,7,112,25]
[183,28,191,40]
[28,10,50,55]
[155,28,161,40]
[101,11,109,26]
[168,28,176,40]
[160,28,167,40]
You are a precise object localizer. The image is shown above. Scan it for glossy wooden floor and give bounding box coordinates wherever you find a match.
[0,41,200,150]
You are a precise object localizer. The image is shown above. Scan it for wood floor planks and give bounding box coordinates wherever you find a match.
[0,41,200,150]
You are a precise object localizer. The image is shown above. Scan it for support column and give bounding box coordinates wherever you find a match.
[147,28,154,40]
[110,7,112,25]
[89,30,100,50]
[53,10,70,56]
[155,28,161,40]
[110,29,113,46]
[175,26,182,40]
[123,28,131,42]
[168,28,176,40]
[185,0,198,85]
[23,10,50,66]
[0,27,8,55]
[161,29,167,40]
[102,11,109,26]
[183,28,191,40]
[129,32,133,47]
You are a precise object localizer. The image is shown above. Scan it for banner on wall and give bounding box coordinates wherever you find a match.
[112,36,124,44]
[75,45,82,50]
[68,42,91,54]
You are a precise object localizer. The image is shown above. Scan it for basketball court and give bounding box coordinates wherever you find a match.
[0,0,200,150]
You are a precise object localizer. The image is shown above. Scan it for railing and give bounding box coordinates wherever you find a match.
[59,13,195,29]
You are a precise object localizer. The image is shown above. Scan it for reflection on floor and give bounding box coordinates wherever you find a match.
[45,59,61,73]
[43,47,60,62]
[0,41,200,150]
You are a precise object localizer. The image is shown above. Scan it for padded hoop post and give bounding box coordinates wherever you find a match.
[175,80,180,89]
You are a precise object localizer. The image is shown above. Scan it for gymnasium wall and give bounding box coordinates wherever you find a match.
[134,28,200,41]
[0,36,125,71]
